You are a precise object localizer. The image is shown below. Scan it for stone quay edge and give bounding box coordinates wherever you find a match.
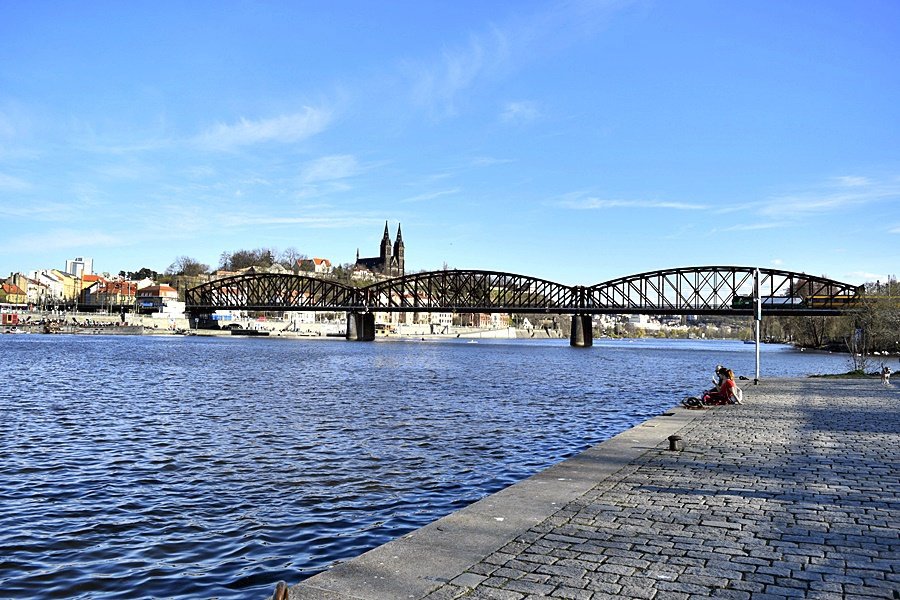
[274,377,899,600]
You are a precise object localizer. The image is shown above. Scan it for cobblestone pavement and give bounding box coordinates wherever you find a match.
[425,378,899,600]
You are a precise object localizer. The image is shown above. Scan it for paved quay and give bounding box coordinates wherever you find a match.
[279,378,899,600]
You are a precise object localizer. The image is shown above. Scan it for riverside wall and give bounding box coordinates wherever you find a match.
[276,377,899,600]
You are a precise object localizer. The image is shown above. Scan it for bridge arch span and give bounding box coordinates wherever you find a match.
[362,269,581,313]
[586,266,863,315]
[185,265,863,318]
[185,272,362,312]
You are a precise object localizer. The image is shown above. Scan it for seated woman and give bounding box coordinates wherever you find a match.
[703,366,743,404]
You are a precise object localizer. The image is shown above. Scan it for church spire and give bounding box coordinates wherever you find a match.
[380,220,393,267]
[393,222,405,275]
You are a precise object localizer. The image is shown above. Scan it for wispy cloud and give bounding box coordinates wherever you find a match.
[0,104,35,155]
[0,173,31,191]
[717,222,790,232]
[500,101,539,124]
[217,213,382,229]
[300,154,360,183]
[141,203,211,237]
[93,162,157,180]
[712,175,900,233]
[470,156,514,167]
[761,192,874,218]
[401,188,460,203]
[834,175,870,187]
[411,30,508,118]
[759,175,899,219]
[195,107,332,151]
[0,200,78,222]
[406,2,625,119]
[0,113,16,139]
[0,229,124,254]
[845,270,891,285]
[558,193,707,211]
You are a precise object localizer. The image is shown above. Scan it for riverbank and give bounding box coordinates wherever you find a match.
[2,310,559,339]
[277,377,899,599]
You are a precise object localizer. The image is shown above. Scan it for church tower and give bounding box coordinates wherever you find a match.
[393,223,405,275]
[355,221,406,278]
[379,221,393,270]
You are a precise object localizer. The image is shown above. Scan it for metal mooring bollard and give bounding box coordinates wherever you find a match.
[272,581,288,600]
[668,435,683,451]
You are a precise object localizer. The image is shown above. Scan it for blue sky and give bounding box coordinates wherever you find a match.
[1,0,898,286]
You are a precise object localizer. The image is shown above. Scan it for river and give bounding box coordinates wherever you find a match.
[0,334,850,598]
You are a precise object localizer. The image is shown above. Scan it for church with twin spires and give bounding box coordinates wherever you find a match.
[355,222,405,277]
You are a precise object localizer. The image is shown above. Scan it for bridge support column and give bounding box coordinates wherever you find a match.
[346,312,358,340]
[346,312,375,341]
[569,314,593,347]
[360,313,375,341]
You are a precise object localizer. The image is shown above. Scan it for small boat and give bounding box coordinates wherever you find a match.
[231,329,270,337]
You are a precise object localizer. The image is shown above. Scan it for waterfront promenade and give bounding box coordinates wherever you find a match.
[279,377,899,599]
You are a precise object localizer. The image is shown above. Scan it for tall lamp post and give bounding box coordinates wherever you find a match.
[754,268,761,385]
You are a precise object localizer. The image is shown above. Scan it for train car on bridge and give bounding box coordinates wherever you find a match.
[731,295,805,309]
[806,295,860,309]
[732,294,859,311]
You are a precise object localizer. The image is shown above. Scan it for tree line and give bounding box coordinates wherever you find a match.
[161,247,310,277]
[765,279,900,370]
[156,247,383,288]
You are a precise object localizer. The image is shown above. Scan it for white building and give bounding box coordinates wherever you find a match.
[30,270,66,302]
[24,278,49,305]
[298,257,333,275]
[490,313,510,328]
[626,314,662,331]
[290,311,317,326]
[65,257,94,278]
[430,312,453,328]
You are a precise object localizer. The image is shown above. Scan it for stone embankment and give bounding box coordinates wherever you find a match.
[276,377,899,600]
[5,310,566,339]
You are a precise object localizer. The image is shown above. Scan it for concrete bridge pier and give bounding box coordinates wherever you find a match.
[346,312,375,341]
[569,314,593,347]
[361,313,376,341]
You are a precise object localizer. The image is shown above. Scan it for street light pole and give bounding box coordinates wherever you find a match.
[754,267,761,385]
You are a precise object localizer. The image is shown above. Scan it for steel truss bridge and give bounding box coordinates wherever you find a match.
[186,266,863,346]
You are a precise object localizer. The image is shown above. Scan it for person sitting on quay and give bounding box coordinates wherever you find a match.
[683,365,743,409]
[705,365,743,405]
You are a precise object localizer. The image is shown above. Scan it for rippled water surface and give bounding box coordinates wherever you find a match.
[0,335,849,598]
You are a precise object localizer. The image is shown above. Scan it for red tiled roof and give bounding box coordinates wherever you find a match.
[2,283,25,295]
[100,282,137,294]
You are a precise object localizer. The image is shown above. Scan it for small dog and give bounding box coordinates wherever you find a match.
[881,365,892,386]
